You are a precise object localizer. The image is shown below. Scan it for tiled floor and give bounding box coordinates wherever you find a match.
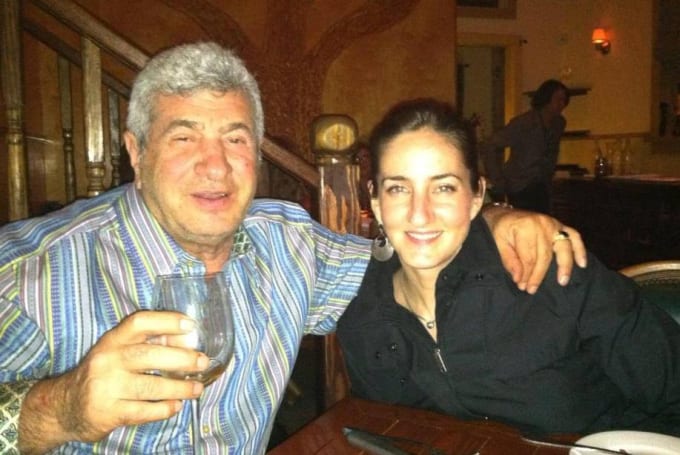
[268,337,322,450]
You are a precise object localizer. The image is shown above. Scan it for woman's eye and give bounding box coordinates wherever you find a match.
[436,184,457,193]
[385,185,408,194]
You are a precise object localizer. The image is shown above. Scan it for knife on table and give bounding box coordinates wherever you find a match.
[343,427,413,455]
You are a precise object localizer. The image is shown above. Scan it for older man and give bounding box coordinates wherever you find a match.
[0,42,584,454]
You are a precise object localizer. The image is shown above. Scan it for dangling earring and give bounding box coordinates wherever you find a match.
[371,225,394,261]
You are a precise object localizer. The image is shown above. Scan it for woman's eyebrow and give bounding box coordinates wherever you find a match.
[381,173,462,183]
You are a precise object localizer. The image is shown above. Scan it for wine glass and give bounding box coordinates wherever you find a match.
[152,272,235,453]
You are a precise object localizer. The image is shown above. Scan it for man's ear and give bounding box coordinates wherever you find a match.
[470,177,487,220]
[124,131,143,189]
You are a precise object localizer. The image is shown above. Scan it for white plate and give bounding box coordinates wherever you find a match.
[570,431,680,455]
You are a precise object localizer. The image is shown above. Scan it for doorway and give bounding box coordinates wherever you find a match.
[455,33,523,140]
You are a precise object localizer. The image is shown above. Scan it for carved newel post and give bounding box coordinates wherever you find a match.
[311,114,362,409]
[312,114,361,235]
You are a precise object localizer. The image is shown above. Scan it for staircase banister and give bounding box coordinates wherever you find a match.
[261,139,319,189]
[32,0,148,70]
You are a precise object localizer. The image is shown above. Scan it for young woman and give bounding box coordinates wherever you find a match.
[337,98,680,435]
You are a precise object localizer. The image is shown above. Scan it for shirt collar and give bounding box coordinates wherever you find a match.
[116,184,252,276]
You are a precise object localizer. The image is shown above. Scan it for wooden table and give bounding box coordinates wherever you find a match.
[269,397,575,454]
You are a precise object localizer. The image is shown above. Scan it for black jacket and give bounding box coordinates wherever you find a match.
[337,216,680,435]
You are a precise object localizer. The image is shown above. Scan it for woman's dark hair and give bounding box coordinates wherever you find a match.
[368,98,480,196]
[531,79,570,109]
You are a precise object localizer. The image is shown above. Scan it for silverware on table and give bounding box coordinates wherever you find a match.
[521,433,632,454]
[343,426,448,455]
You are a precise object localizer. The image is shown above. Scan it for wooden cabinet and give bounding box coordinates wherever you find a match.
[552,177,680,270]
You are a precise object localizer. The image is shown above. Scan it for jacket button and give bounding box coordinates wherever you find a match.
[475,273,484,280]
[389,343,398,351]
[399,377,406,385]
[374,351,382,359]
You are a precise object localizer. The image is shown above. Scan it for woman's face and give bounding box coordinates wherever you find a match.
[371,128,484,275]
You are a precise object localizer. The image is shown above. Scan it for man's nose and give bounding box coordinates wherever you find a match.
[196,139,232,179]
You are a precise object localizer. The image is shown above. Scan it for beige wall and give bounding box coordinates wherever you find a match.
[322,1,457,144]
[458,0,680,176]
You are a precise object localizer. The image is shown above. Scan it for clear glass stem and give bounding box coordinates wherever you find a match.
[191,398,201,454]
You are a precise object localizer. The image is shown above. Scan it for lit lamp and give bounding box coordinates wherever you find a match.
[592,28,611,55]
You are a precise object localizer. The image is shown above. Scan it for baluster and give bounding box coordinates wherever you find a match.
[58,56,76,202]
[82,37,106,196]
[108,89,121,188]
[1,0,29,220]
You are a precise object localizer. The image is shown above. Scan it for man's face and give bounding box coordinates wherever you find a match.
[548,89,568,116]
[125,89,259,260]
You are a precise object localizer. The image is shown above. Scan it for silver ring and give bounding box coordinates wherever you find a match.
[552,230,570,243]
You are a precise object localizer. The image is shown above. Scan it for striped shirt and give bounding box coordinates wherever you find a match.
[0,184,370,454]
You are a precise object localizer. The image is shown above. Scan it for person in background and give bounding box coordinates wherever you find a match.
[482,79,569,214]
[0,43,586,454]
[337,98,680,436]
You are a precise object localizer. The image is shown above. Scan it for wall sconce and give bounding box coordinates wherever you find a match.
[592,28,611,55]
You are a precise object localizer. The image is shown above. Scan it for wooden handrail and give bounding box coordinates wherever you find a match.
[31,0,148,70]
[261,140,319,188]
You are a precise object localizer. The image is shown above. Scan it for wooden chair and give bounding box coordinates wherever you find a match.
[620,260,680,324]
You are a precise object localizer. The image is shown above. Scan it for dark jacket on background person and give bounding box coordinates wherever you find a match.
[482,110,565,195]
[337,216,680,436]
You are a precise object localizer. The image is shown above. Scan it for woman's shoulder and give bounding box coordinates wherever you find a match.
[340,257,397,321]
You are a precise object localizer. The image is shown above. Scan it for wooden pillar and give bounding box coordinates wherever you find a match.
[313,115,361,235]
[312,114,361,410]
[82,37,106,197]
[58,56,76,202]
[1,0,29,221]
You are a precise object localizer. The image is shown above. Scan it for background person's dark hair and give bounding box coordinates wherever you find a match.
[368,98,480,197]
[530,79,570,109]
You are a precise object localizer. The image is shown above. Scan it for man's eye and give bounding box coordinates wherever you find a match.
[226,135,248,145]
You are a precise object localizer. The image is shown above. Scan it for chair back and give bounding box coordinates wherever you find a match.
[619,260,680,324]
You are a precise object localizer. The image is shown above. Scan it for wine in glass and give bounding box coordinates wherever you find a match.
[152,272,235,452]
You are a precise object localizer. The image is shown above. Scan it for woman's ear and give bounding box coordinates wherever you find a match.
[470,177,487,220]
[368,180,383,225]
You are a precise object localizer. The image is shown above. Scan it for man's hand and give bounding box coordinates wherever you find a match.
[19,311,208,453]
[482,205,587,294]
